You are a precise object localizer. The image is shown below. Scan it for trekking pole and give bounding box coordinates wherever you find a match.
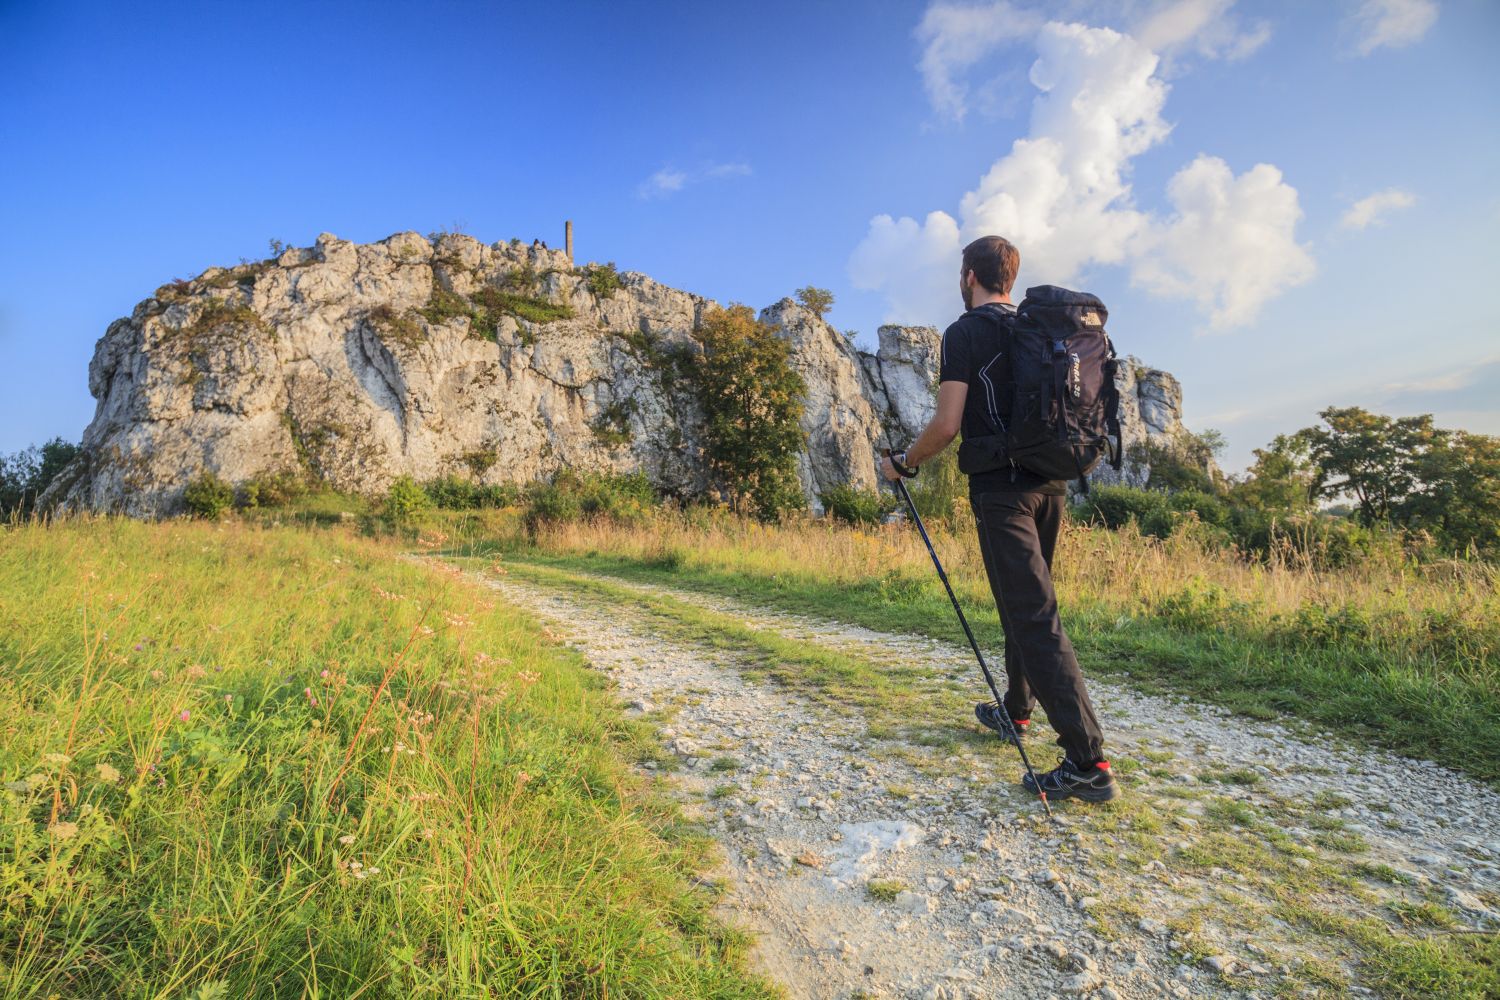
[883,450,1053,818]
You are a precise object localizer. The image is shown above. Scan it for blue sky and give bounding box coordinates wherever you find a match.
[2,0,1496,471]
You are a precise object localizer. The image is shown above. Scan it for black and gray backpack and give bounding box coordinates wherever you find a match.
[956,285,1123,492]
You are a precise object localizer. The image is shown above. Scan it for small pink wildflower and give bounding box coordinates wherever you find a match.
[320,669,330,679]
[178,709,190,722]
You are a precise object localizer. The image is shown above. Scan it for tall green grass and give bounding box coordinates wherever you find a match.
[0,518,774,998]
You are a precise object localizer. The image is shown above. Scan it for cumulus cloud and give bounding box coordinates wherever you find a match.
[847,211,965,324]
[851,8,1312,330]
[637,161,752,199]
[1347,0,1438,55]
[1133,156,1315,326]
[1340,188,1417,229]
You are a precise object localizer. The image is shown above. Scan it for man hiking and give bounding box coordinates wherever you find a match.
[878,235,1119,804]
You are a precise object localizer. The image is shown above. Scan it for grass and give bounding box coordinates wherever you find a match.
[366,303,425,351]
[0,517,775,998]
[158,297,270,349]
[22,499,1487,996]
[482,510,1498,783]
[1279,903,1500,998]
[864,880,905,903]
[418,283,575,345]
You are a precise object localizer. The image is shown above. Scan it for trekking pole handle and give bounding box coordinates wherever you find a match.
[883,447,918,479]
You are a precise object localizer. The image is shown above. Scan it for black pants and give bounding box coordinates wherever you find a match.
[970,490,1105,766]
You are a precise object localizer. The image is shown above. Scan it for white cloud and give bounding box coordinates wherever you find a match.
[1132,0,1271,65]
[916,2,1041,123]
[637,161,752,199]
[851,12,1312,329]
[1340,187,1417,229]
[847,211,964,323]
[916,2,1271,122]
[1133,156,1315,327]
[639,168,688,199]
[1347,0,1438,55]
[705,162,753,179]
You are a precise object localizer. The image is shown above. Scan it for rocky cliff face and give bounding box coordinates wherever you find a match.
[43,231,1194,515]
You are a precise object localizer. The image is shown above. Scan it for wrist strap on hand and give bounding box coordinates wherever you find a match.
[885,448,919,478]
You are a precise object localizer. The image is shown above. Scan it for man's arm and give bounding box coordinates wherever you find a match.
[880,380,967,480]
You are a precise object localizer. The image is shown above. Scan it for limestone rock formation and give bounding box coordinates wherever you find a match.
[42,231,1198,515]
[1090,360,1200,490]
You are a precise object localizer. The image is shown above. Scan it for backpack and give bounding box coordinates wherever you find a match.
[955,285,1123,492]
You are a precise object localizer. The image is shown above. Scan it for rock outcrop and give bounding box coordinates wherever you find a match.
[43,231,1196,515]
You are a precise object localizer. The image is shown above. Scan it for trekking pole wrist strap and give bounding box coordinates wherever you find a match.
[885,448,919,478]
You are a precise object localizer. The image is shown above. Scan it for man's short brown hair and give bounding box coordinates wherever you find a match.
[961,236,1020,296]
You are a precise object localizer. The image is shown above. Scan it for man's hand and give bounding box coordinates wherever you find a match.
[880,381,967,483]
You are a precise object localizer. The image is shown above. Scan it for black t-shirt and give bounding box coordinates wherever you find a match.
[938,302,1068,496]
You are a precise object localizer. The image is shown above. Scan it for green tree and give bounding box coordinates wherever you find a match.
[794,286,834,320]
[0,438,80,515]
[1303,407,1440,526]
[1229,432,1317,513]
[1132,428,1224,494]
[1406,429,1500,555]
[688,304,808,519]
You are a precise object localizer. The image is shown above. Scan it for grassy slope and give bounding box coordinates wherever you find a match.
[0,519,775,999]
[456,513,1498,784]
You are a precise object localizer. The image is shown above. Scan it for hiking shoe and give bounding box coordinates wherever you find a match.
[1021,756,1120,803]
[975,701,1030,738]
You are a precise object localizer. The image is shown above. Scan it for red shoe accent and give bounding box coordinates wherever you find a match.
[1095,760,1111,770]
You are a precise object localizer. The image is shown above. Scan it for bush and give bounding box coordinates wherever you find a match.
[1075,485,1174,538]
[183,471,234,519]
[384,475,432,524]
[1168,489,1231,529]
[819,484,896,526]
[236,470,308,510]
[584,262,624,298]
[523,470,656,532]
[1234,510,1403,570]
[422,475,519,510]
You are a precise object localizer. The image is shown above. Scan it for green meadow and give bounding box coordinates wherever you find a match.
[0,517,774,999]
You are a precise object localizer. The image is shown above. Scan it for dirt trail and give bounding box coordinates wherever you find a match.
[454,560,1500,1000]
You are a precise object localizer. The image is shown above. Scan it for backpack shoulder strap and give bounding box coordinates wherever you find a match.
[970,304,1016,436]
[1103,335,1124,470]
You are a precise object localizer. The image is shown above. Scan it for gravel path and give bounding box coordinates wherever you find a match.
[457,560,1500,1000]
